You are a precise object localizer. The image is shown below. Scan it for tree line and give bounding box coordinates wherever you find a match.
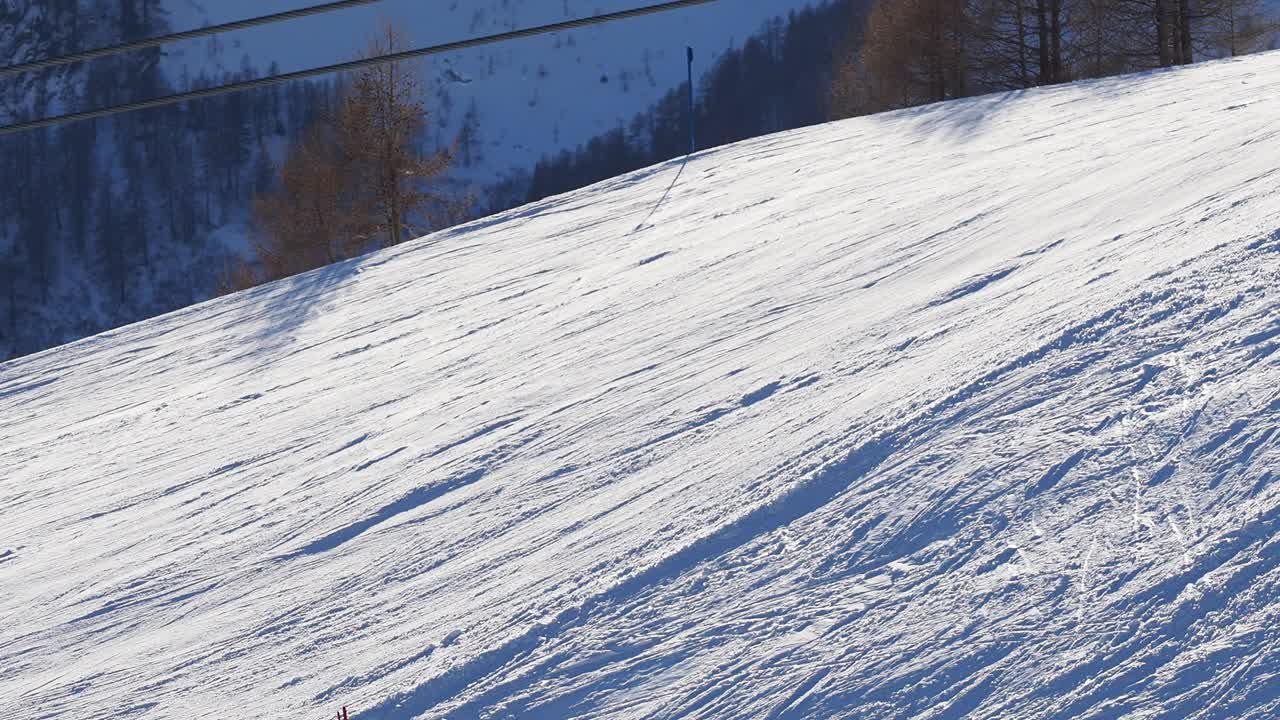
[3,0,859,360]
[0,0,349,359]
[831,0,1273,115]
[7,0,1265,360]
[0,3,459,359]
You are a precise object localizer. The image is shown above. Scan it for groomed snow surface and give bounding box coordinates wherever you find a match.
[3,52,1279,720]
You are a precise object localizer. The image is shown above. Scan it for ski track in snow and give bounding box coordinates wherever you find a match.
[3,54,1280,719]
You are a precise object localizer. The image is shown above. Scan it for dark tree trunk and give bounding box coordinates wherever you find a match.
[1049,0,1063,81]
[1178,0,1193,64]
[952,0,968,96]
[1036,0,1051,84]
[1016,0,1030,86]
[1156,0,1172,66]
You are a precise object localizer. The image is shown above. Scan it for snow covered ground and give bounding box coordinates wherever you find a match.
[3,50,1280,719]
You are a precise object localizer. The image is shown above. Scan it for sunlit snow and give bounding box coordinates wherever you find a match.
[2,52,1279,719]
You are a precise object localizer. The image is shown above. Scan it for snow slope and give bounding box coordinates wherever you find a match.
[3,51,1280,719]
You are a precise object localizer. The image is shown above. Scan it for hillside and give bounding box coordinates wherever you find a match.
[0,0,325,362]
[1,0,846,363]
[166,0,827,186]
[2,51,1279,720]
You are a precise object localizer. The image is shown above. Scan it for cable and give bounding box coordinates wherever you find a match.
[0,0,721,137]
[0,0,392,77]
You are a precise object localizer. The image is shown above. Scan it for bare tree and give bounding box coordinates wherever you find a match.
[250,21,458,285]
[968,0,1037,89]
[340,22,452,248]
[1068,0,1129,78]
[834,0,975,114]
[1201,0,1272,56]
[253,123,365,280]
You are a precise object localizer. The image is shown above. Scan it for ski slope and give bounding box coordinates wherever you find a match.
[3,53,1280,720]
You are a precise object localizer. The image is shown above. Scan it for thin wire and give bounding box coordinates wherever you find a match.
[0,0,392,77]
[0,0,721,137]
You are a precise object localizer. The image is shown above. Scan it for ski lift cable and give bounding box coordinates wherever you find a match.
[0,0,393,77]
[0,0,720,137]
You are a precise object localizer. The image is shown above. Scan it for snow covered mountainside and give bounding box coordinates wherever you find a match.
[167,0,825,186]
[1,0,843,364]
[3,50,1280,720]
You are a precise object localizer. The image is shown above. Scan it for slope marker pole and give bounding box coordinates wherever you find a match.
[687,46,696,155]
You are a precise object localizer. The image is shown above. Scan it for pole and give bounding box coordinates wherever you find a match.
[687,46,696,155]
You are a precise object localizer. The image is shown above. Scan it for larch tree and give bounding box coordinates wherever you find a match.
[837,0,974,114]
[340,22,453,248]
[253,122,364,281]
[251,21,457,286]
[831,0,1277,121]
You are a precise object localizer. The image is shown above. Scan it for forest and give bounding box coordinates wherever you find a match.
[830,0,1272,114]
[0,1,363,359]
[0,1,868,361]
